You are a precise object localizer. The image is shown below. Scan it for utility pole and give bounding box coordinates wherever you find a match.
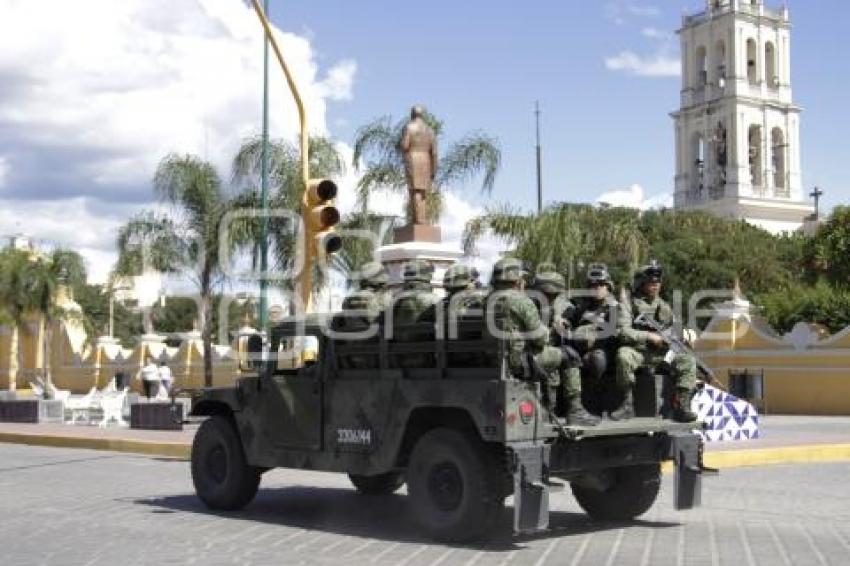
[535,101,543,214]
[258,0,270,331]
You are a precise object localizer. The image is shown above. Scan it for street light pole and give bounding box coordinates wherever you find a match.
[258,0,271,333]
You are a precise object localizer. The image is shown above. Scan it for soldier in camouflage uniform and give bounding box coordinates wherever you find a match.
[567,265,622,418]
[341,261,389,319]
[392,259,439,366]
[488,258,597,426]
[337,261,388,368]
[616,261,698,422]
[442,264,486,366]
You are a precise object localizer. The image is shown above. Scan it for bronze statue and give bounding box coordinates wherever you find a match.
[399,105,438,225]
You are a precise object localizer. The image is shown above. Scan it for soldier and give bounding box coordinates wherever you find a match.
[616,261,698,422]
[340,261,389,320]
[392,259,439,366]
[337,261,388,368]
[568,264,622,415]
[487,258,597,426]
[442,264,485,366]
[443,264,484,321]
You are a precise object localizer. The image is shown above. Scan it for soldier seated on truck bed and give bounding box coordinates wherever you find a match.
[391,259,439,367]
[335,261,389,368]
[487,257,597,426]
[616,261,698,423]
[441,263,487,366]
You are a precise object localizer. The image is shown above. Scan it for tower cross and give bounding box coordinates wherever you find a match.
[809,186,823,217]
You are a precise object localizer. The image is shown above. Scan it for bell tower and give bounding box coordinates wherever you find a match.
[672,0,813,233]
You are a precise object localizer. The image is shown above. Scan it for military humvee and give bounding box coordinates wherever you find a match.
[189,314,705,541]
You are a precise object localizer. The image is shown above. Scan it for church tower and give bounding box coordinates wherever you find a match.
[672,0,813,232]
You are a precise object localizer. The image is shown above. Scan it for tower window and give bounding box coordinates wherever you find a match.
[772,128,787,192]
[746,39,758,85]
[765,42,778,87]
[696,46,708,87]
[748,125,763,188]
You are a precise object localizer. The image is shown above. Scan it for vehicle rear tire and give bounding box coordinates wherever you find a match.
[191,415,261,510]
[571,463,661,521]
[407,428,504,542]
[349,472,405,495]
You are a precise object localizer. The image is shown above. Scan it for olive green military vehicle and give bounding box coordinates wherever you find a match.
[189,314,706,542]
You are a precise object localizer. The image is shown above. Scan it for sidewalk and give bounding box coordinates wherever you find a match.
[1,415,849,468]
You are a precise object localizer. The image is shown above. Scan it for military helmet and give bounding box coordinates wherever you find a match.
[532,271,566,295]
[443,264,474,291]
[358,261,388,288]
[491,257,530,285]
[402,259,434,283]
[634,260,663,289]
[586,263,613,289]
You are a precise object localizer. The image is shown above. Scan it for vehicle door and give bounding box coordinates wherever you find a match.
[260,334,323,450]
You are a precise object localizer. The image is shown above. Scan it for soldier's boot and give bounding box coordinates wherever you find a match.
[671,388,698,423]
[609,389,635,421]
[566,396,600,427]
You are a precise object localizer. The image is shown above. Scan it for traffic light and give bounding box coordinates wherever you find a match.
[303,178,341,258]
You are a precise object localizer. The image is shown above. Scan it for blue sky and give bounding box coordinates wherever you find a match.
[271,0,848,213]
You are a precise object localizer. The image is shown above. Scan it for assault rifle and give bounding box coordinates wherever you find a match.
[633,313,726,391]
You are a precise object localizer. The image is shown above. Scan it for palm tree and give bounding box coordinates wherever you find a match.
[0,249,34,392]
[352,110,501,224]
[117,154,243,387]
[463,202,647,286]
[231,135,346,297]
[0,248,79,392]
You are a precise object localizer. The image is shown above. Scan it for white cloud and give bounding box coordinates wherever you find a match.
[0,0,355,200]
[606,2,661,25]
[640,27,670,40]
[604,50,680,77]
[0,197,135,283]
[0,0,356,283]
[595,184,672,210]
[0,156,8,187]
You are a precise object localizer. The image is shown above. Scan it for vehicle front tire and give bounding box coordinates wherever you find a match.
[406,428,504,542]
[571,463,661,521]
[191,415,261,511]
[349,472,405,495]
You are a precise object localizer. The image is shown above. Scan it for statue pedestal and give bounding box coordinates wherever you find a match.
[393,224,441,243]
[378,240,463,294]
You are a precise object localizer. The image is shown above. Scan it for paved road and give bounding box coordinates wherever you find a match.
[1,443,849,565]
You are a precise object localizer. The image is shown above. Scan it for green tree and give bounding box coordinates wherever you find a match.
[806,206,850,285]
[463,203,646,284]
[0,248,79,391]
[117,154,246,387]
[352,111,500,223]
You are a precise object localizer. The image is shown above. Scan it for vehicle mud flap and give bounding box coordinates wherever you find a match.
[512,444,551,534]
[670,432,703,510]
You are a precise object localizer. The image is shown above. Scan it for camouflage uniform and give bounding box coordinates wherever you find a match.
[338,261,388,368]
[531,271,581,407]
[443,264,486,366]
[341,261,389,321]
[489,259,597,426]
[615,262,698,422]
[392,259,439,366]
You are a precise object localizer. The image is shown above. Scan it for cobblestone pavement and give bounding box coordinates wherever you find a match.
[1,443,849,566]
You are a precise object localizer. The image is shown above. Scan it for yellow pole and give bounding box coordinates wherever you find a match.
[249,0,314,314]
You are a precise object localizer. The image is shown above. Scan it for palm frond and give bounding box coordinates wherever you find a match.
[437,133,501,193]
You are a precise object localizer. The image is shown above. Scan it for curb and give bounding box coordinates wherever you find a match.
[2,433,850,470]
[0,432,190,459]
